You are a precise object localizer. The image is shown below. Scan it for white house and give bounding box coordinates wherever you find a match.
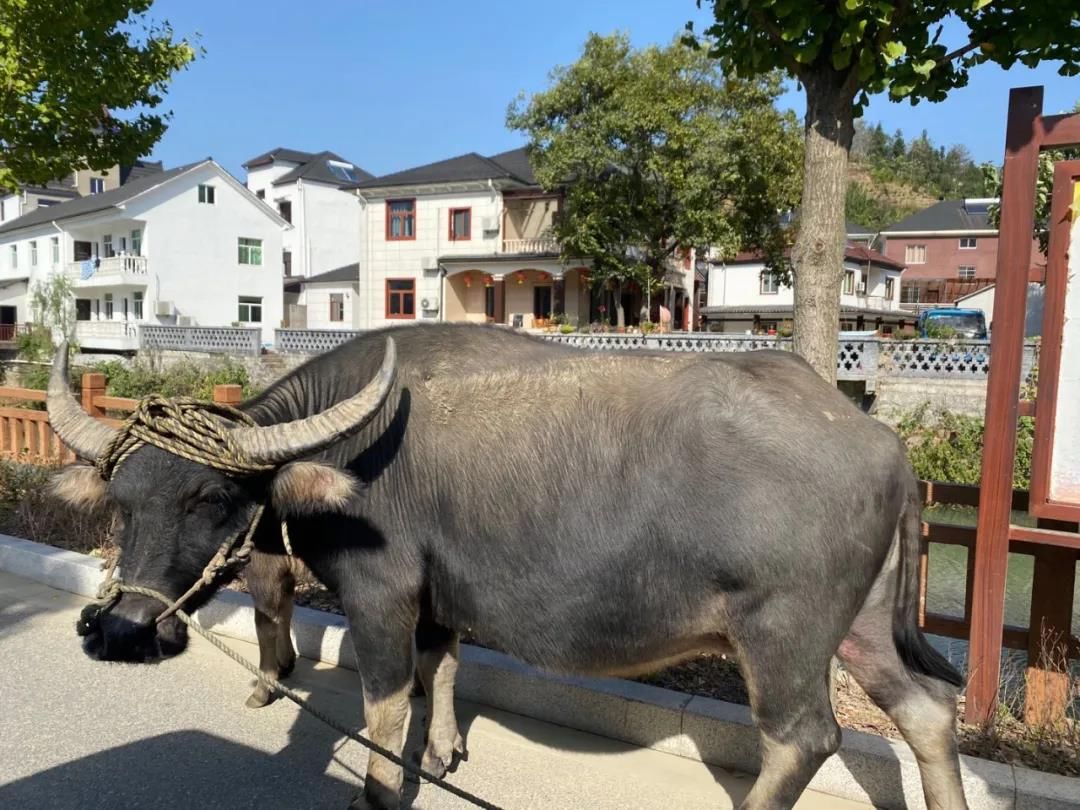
[344,148,617,330]
[296,262,361,329]
[0,159,290,349]
[243,148,371,285]
[701,243,908,334]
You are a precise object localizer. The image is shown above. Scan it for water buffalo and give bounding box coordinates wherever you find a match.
[47,323,967,810]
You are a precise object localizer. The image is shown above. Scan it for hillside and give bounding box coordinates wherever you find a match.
[845,122,987,232]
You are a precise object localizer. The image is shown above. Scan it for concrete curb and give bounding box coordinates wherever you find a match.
[3,533,1076,809]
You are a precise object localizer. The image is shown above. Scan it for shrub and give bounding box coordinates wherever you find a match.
[0,460,114,556]
[896,405,1033,489]
[89,357,254,400]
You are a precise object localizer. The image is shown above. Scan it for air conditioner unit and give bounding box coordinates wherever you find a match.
[420,256,438,271]
[481,216,498,233]
[420,295,440,312]
[177,315,194,327]
[155,300,174,317]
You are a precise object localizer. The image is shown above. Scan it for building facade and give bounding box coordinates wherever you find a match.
[701,243,907,334]
[0,160,289,349]
[243,148,371,287]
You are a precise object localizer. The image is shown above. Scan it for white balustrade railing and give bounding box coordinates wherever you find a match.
[67,255,149,282]
[500,237,559,255]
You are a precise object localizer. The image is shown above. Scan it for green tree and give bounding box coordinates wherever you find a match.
[983,101,1080,254]
[0,0,198,191]
[507,33,802,327]
[692,0,1080,383]
[18,274,77,363]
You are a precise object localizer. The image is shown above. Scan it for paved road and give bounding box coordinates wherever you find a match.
[0,572,868,809]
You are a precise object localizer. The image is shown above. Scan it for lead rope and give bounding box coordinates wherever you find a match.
[84,393,502,809]
[107,582,502,810]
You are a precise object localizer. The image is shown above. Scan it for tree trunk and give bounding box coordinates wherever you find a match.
[792,76,855,384]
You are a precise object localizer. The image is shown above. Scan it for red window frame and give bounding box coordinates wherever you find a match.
[385,278,416,320]
[386,199,416,241]
[448,207,471,241]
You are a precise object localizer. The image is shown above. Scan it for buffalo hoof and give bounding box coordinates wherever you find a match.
[407,732,465,782]
[348,783,399,810]
[245,683,277,709]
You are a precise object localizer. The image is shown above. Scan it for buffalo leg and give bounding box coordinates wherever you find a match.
[838,578,966,808]
[346,602,416,810]
[731,616,842,809]
[245,550,298,709]
[414,618,464,779]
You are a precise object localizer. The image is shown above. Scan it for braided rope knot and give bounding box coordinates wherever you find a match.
[96,394,275,481]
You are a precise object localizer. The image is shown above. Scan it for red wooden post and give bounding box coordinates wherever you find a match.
[81,372,107,418]
[212,384,243,406]
[968,87,1043,725]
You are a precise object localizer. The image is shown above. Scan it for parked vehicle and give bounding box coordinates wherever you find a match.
[917,308,988,340]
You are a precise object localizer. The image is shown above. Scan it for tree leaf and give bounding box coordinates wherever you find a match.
[883,40,907,64]
[913,59,936,77]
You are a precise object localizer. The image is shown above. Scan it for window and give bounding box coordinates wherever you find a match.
[198,184,216,204]
[9,245,16,269]
[50,236,59,265]
[282,250,292,277]
[104,293,114,319]
[386,199,416,240]
[256,189,265,200]
[958,265,976,281]
[89,178,105,194]
[29,241,37,267]
[533,286,552,318]
[905,244,927,264]
[901,284,921,304]
[885,277,895,300]
[278,201,292,223]
[103,234,113,258]
[238,237,263,265]
[131,229,142,256]
[75,299,91,321]
[843,270,855,295]
[326,160,361,183]
[959,237,977,249]
[329,293,345,322]
[119,236,127,253]
[133,291,144,320]
[385,278,415,319]
[123,296,129,320]
[238,296,263,323]
[759,271,779,295]
[449,207,471,241]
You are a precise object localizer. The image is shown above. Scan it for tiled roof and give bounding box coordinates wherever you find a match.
[349,147,537,191]
[272,151,374,187]
[243,147,318,169]
[882,198,997,233]
[303,262,359,284]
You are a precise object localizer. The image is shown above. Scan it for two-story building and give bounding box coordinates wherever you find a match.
[700,241,907,334]
[0,159,290,349]
[344,148,600,330]
[881,197,1003,305]
[243,148,371,287]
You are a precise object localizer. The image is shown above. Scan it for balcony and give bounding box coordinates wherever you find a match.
[74,320,140,351]
[500,236,559,255]
[853,293,900,312]
[66,255,149,288]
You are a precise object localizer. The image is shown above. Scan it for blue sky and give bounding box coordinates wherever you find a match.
[149,0,1079,180]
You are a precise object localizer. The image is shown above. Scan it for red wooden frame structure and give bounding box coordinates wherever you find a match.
[968,87,1080,724]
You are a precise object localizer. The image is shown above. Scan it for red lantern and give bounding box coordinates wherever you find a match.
[463,272,473,288]
[515,271,526,285]
[538,271,549,282]
[483,274,494,287]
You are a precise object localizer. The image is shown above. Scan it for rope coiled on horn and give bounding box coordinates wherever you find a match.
[95,394,275,481]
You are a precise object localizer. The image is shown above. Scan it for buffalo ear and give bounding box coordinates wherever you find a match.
[49,465,108,510]
[272,462,359,516]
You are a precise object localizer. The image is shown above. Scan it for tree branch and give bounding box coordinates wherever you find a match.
[938,39,982,66]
